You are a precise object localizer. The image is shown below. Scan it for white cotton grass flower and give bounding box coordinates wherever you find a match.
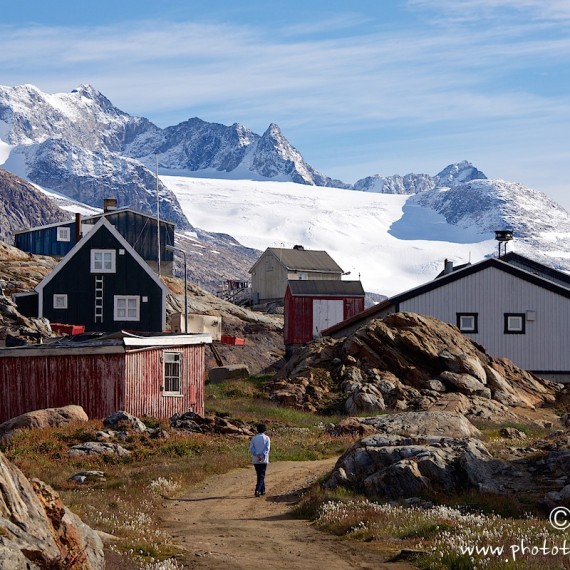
[149,477,182,498]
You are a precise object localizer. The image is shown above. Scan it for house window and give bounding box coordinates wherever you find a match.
[457,313,478,333]
[265,258,274,272]
[163,352,182,394]
[114,296,140,321]
[53,294,68,309]
[504,313,526,334]
[57,227,71,242]
[91,250,116,273]
[298,272,309,280]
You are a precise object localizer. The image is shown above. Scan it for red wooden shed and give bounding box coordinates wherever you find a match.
[284,280,365,345]
[0,331,211,423]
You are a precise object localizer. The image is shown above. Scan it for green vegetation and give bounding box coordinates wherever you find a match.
[0,375,354,567]
[2,375,564,569]
[295,485,569,570]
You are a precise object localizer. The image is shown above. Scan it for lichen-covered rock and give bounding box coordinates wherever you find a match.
[0,450,104,569]
[349,411,482,439]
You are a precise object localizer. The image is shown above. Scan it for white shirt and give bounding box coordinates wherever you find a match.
[250,433,270,464]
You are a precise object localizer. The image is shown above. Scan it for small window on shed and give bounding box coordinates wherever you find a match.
[504,313,525,334]
[163,352,182,395]
[298,272,309,280]
[57,227,71,242]
[53,294,68,309]
[457,313,478,333]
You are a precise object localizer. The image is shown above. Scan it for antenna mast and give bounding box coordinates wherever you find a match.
[155,153,161,276]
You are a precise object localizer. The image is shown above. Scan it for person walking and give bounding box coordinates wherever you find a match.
[249,423,270,497]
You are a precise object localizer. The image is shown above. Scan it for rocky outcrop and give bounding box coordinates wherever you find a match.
[329,411,482,440]
[0,405,88,440]
[103,410,149,433]
[326,433,509,498]
[0,450,104,568]
[270,312,562,422]
[171,411,255,436]
[68,442,131,458]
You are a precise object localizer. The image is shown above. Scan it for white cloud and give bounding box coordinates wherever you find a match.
[0,5,569,203]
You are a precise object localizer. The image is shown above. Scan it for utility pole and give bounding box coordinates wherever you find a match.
[155,153,161,276]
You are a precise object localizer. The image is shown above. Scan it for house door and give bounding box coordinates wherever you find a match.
[312,300,343,337]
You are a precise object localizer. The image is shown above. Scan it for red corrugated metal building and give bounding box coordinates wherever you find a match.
[284,280,365,345]
[0,332,211,422]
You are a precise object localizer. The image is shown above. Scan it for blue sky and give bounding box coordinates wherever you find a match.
[2,0,570,207]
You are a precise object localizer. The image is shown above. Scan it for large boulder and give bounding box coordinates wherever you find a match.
[0,405,89,440]
[325,433,510,498]
[0,450,104,568]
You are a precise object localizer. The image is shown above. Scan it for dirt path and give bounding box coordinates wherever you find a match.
[160,459,416,569]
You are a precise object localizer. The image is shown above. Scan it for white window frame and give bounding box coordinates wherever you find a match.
[57,227,71,242]
[53,294,68,309]
[457,313,478,333]
[298,271,309,280]
[504,313,525,334]
[163,352,182,395]
[113,295,140,321]
[91,249,116,273]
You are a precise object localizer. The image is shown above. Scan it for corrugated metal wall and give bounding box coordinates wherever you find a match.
[0,353,125,423]
[399,266,570,371]
[124,345,205,418]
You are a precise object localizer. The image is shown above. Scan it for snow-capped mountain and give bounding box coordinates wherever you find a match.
[2,83,570,298]
[0,168,70,242]
[0,83,345,227]
[352,160,486,194]
[0,84,189,228]
[163,173,570,296]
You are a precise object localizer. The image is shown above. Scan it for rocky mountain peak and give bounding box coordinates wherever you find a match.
[435,160,487,188]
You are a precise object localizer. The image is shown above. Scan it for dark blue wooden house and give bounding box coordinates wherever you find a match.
[14,199,175,275]
[16,218,169,333]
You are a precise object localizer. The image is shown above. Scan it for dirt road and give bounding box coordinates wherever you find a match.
[160,458,416,569]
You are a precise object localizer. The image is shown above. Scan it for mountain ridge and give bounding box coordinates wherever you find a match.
[1,83,570,298]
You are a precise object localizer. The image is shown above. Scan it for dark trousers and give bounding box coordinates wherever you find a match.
[254,463,267,495]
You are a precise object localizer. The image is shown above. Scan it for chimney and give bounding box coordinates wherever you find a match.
[103,197,118,212]
[443,259,454,275]
[293,244,304,250]
[74,212,82,242]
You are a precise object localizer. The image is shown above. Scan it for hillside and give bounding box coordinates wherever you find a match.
[0,168,70,242]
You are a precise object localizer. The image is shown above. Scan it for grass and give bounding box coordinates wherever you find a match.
[295,486,570,570]
[0,375,356,568]
[4,374,562,569]
[289,413,570,569]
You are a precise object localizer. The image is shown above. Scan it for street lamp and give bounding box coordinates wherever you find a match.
[165,245,188,333]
